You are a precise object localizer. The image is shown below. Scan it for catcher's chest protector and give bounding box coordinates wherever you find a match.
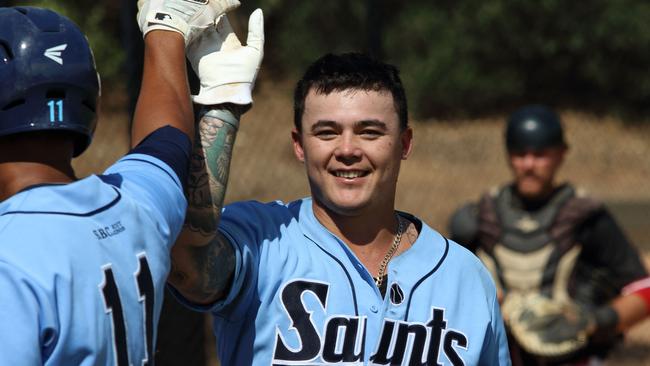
[476,185,601,301]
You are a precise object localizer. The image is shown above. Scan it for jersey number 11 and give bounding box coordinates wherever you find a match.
[100,253,154,366]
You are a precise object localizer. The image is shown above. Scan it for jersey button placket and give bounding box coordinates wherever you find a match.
[387,269,405,316]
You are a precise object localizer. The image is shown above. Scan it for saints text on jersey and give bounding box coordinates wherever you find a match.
[272,279,468,366]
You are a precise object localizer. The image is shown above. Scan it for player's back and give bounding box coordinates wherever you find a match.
[0,154,185,365]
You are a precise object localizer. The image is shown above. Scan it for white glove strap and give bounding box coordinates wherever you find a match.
[193,83,254,106]
[143,11,190,38]
[138,0,240,45]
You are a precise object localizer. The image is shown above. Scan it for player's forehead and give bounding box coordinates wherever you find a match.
[509,146,565,158]
[302,88,399,128]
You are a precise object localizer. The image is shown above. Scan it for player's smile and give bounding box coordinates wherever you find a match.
[331,169,369,180]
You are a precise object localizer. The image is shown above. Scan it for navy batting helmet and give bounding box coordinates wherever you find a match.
[0,6,100,157]
[505,105,567,152]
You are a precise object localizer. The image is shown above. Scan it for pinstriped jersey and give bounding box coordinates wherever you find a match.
[187,198,511,365]
[0,131,188,366]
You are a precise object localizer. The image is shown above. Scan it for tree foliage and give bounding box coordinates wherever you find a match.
[237,0,650,118]
[14,0,124,87]
[384,0,650,117]
[8,0,649,119]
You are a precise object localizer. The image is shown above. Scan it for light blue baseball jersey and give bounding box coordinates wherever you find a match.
[188,198,511,365]
[0,127,189,365]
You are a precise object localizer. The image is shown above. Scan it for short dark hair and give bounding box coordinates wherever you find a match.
[293,52,408,132]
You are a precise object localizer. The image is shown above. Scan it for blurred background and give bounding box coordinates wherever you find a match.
[4,0,649,364]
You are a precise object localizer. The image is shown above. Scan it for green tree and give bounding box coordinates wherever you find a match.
[10,0,649,119]
[240,0,650,118]
[385,0,650,117]
[15,0,124,90]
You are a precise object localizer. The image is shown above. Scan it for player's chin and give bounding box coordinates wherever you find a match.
[517,179,545,199]
[323,193,372,216]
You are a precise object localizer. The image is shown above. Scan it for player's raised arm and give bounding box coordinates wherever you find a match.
[131,0,241,146]
[168,10,264,304]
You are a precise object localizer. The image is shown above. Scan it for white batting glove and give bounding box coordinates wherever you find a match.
[137,0,241,46]
[187,8,264,106]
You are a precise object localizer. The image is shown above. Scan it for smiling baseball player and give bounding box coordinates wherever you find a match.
[167,11,511,365]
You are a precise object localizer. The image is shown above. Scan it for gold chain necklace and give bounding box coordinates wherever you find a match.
[374,215,404,289]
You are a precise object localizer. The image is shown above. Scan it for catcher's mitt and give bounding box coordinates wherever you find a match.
[501,292,592,359]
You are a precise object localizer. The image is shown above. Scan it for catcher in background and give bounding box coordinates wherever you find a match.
[449,104,650,365]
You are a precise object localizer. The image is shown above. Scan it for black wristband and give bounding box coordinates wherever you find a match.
[593,305,618,333]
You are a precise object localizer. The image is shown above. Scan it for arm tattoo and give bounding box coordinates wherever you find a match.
[175,232,235,303]
[173,107,239,301]
[185,110,237,236]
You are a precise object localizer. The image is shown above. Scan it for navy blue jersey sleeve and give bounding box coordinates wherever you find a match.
[129,125,192,191]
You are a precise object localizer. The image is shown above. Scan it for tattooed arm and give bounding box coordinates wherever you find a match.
[169,106,241,304]
[170,9,264,304]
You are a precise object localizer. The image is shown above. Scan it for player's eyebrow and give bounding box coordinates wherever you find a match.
[309,119,388,132]
[310,120,338,131]
[355,119,387,130]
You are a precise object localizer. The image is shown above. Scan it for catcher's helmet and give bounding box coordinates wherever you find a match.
[0,6,100,157]
[505,105,567,152]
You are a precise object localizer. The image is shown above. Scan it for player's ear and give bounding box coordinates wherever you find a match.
[291,128,305,162]
[400,127,413,160]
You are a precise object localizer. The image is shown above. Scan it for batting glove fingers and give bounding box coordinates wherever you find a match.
[188,8,264,106]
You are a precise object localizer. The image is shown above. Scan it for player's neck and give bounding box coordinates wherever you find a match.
[513,182,563,211]
[313,199,388,234]
[312,201,411,278]
[0,137,76,201]
[312,200,401,249]
[0,161,76,201]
